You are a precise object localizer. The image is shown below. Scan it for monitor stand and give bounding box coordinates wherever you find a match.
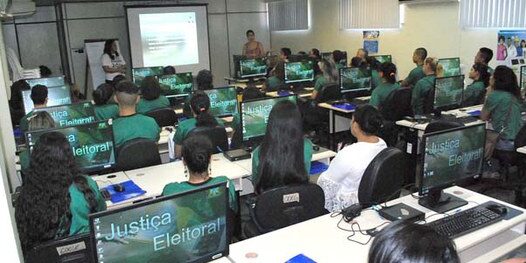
[418,189,468,214]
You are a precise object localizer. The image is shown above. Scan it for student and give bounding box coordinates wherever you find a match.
[15,132,106,254]
[411,57,440,115]
[350,56,366,68]
[317,105,386,212]
[333,50,347,70]
[9,80,29,126]
[163,65,176,75]
[173,92,224,158]
[19,111,56,172]
[264,61,285,91]
[39,65,52,77]
[101,39,126,83]
[112,74,126,88]
[366,56,382,90]
[137,76,170,114]
[19,84,48,132]
[356,48,368,61]
[401,47,427,88]
[368,221,460,263]
[242,29,265,59]
[370,62,400,109]
[475,47,494,74]
[311,59,338,100]
[280,47,292,62]
[497,36,507,61]
[463,63,490,107]
[309,48,321,60]
[112,81,160,147]
[196,69,214,90]
[92,83,119,120]
[252,100,312,193]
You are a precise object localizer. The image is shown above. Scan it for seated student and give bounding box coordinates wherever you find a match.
[475,47,494,74]
[311,59,338,100]
[92,83,119,120]
[112,81,160,147]
[280,47,292,62]
[9,80,30,126]
[317,105,386,212]
[111,74,126,89]
[401,47,427,88]
[333,50,347,70]
[350,56,366,68]
[463,63,490,107]
[19,111,56,172]
[19,84,48,132]
[356,48,368,61]
[264,61,285,92]
[252,100,313,193]
[481,66,524,154]
[163,65,176,75]
[183,69,215,118]
[370,62,400,110]
[368,221,460,263]
[15,132,106,254]
[366,56,382,90]
[137,76,170,114]
[39,65,52,78]
[411,57,440,115]
[173,92,224,158]
[309,48,321,60]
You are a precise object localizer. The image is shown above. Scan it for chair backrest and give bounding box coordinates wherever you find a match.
[116,138,161,171]
[462,89,487,108]
[316,83,341,103]
[515,124,526,149]
[187,126,229,153]
[145,107,178,127]
[25,234,93,263]
[358,147,409,206]
[250,183,328,233]
[422,87,435,114]
[380,87,413,121]
[424,120,464,134]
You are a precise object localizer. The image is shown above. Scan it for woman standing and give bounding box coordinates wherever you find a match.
[101,39,126,83]
[242,30,265,59]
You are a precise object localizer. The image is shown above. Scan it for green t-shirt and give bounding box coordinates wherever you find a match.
[112,114,161,147]
[266,76,283,91]
[463,80,486,106]
[370,82,400,108]
[69,176,107,235]
[314,76,328,92]
[137,96,170,114]
[173,117,225,145]
[251,138,313,187]
[483,90,524,140]
[19,111,34,132]
[19,149,29,172]
[411,75,436,115]
[371,70,381,90]
[404,65,425,88]
[162,176,238,213]
[94,104,119,121]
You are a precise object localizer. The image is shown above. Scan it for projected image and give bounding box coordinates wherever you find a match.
[241,96,297,141]
[239,59,267,78]
[372,55,392,64]
[438,58,461,77]
[284,61,314,83]
[158,73,193,98]
[340,67,372,92]
[434,76,463,109]
[34,102,96,128]
[204,87,238,117]
[139,12,199,67]
[25,76,65,88]
[132,67,164,86]
[91,185,228,262]
[22,85,72,114]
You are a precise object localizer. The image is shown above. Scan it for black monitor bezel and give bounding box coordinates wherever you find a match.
[239,58,268,79]
[284,60,315,84]
[157,72,194,98]
[437,57,462,77]
[339,66,373,94]
[22,85,73,114]
[31,101,96,127]
[203,86,238,118]
[432,75,465,112]
[25,76,66,88]
[131,66,165,84]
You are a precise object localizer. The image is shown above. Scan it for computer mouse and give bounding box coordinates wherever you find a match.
[312,145,320,151]
[486,204,508,215]
[113,183,125,193]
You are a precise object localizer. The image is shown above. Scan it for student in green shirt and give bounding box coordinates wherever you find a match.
[264,61,285,92]
[463,63,490,107]
[15,132,106,254]
[311,59,338,100]
[370,62,400,110]
[474,47,494,75]
[137,76,170,114]
[19,111,56,172]
[19,84,48,132]
[112,81,161,147]
[183,69,214,118]
[401,47,427,88]
[412,57,440,115]
[252,100,312,194]
[92,83,119,121]
[366,56,382,90]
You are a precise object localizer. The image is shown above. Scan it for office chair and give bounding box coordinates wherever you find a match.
[461,89,486,108]
[25,234,93,263]
[145,107,178,127]
[358,147,409,207]
[423,88,435,115]
[116,138,161,171]
[315,83,341,103]
[379,87,413,146]
[243,183,328,238]
[187,126,229,153]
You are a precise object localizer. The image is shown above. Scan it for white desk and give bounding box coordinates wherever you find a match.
[228,186,526,263]
[157,124,235,154]
[395,105,484,133]
[318,96,371,134]
[517,146,526,155]
[265,87,314,99]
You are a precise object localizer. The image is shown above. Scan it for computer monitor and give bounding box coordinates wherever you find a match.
[232,55,246,78]
[340,67,372,94]
[418,123,485,213]
[33,102,97,128]
[89,181,229,262]
[25,120,116,174]
[433,75,464,113]
[157,73,193,98]
[438,57,461,77]
[25,76,66,88]
[520,65,526,92]
[240,95,298,143]
[371,55,392,64]
[284,61,315,84]
[239,58,267,79]
[132,66,164,85]
[22,85,72,114]
[203,87,238,117]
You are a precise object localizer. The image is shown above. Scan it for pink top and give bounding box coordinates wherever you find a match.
[497,44,507,61]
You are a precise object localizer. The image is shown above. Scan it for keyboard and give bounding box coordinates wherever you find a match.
[425,205,505,238]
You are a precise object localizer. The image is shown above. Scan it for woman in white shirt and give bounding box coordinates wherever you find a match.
[317,105,387,212]
[101,40,126,83]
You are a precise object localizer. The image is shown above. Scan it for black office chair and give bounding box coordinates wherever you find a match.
[25,234,93,263]
[462,89,487,107]
[358,147,409,207]
[379,87,413,146]
[187,126,229,153]
[316,83,341,103]
[116,138,161,171]
[423,88,435,115]
[243,183,328,238]
[145,107,178,127]
[424,120,464,134]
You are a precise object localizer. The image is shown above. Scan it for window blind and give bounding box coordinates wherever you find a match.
[340,0,400,29]
[268,0,309,31]
[460,0,526,28]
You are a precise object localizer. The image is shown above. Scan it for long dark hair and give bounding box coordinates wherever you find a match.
[378,62,397,84]
[256,100,308,193]
[103,39,119,60]
[92,83,114,105]
[190,92,218,127]
[140,76,161,101]
[15,132,98,253]
[472,63,490,87]
[493,65,521,100]
[182,135,213,175]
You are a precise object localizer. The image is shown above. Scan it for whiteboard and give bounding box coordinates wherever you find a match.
[84,39,122,91]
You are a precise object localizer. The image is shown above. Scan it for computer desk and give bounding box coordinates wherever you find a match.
[318,96,371,134]
[227,186,526,263]
[265,87,314,98]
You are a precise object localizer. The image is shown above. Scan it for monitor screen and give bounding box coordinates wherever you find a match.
[203,87,238,117]
[239,58,267,78]
[25,120,116,173]
[340,67,372,93]
[158,73,193,98]
[434,75,464,111]
[90,182,229,262]
[438,58,461,77]
[284,61,315,84]
[372,55,392,64]
[33,102,97,128]
[419,123,485,195]
[25,76,65,88]
[241,95,297,141]
[22,85,72,114]
[132,66,165,85]
[520,65,526,92]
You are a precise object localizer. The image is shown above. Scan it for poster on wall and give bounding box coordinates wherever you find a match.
[496,30,526,67]
[363,31,379,54]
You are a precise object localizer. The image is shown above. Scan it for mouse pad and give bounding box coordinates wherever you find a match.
[332,103,356,111]
[482,200,523,221]
[468,110,481,117]
[104,180,146,203]
[310,161,329,175]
